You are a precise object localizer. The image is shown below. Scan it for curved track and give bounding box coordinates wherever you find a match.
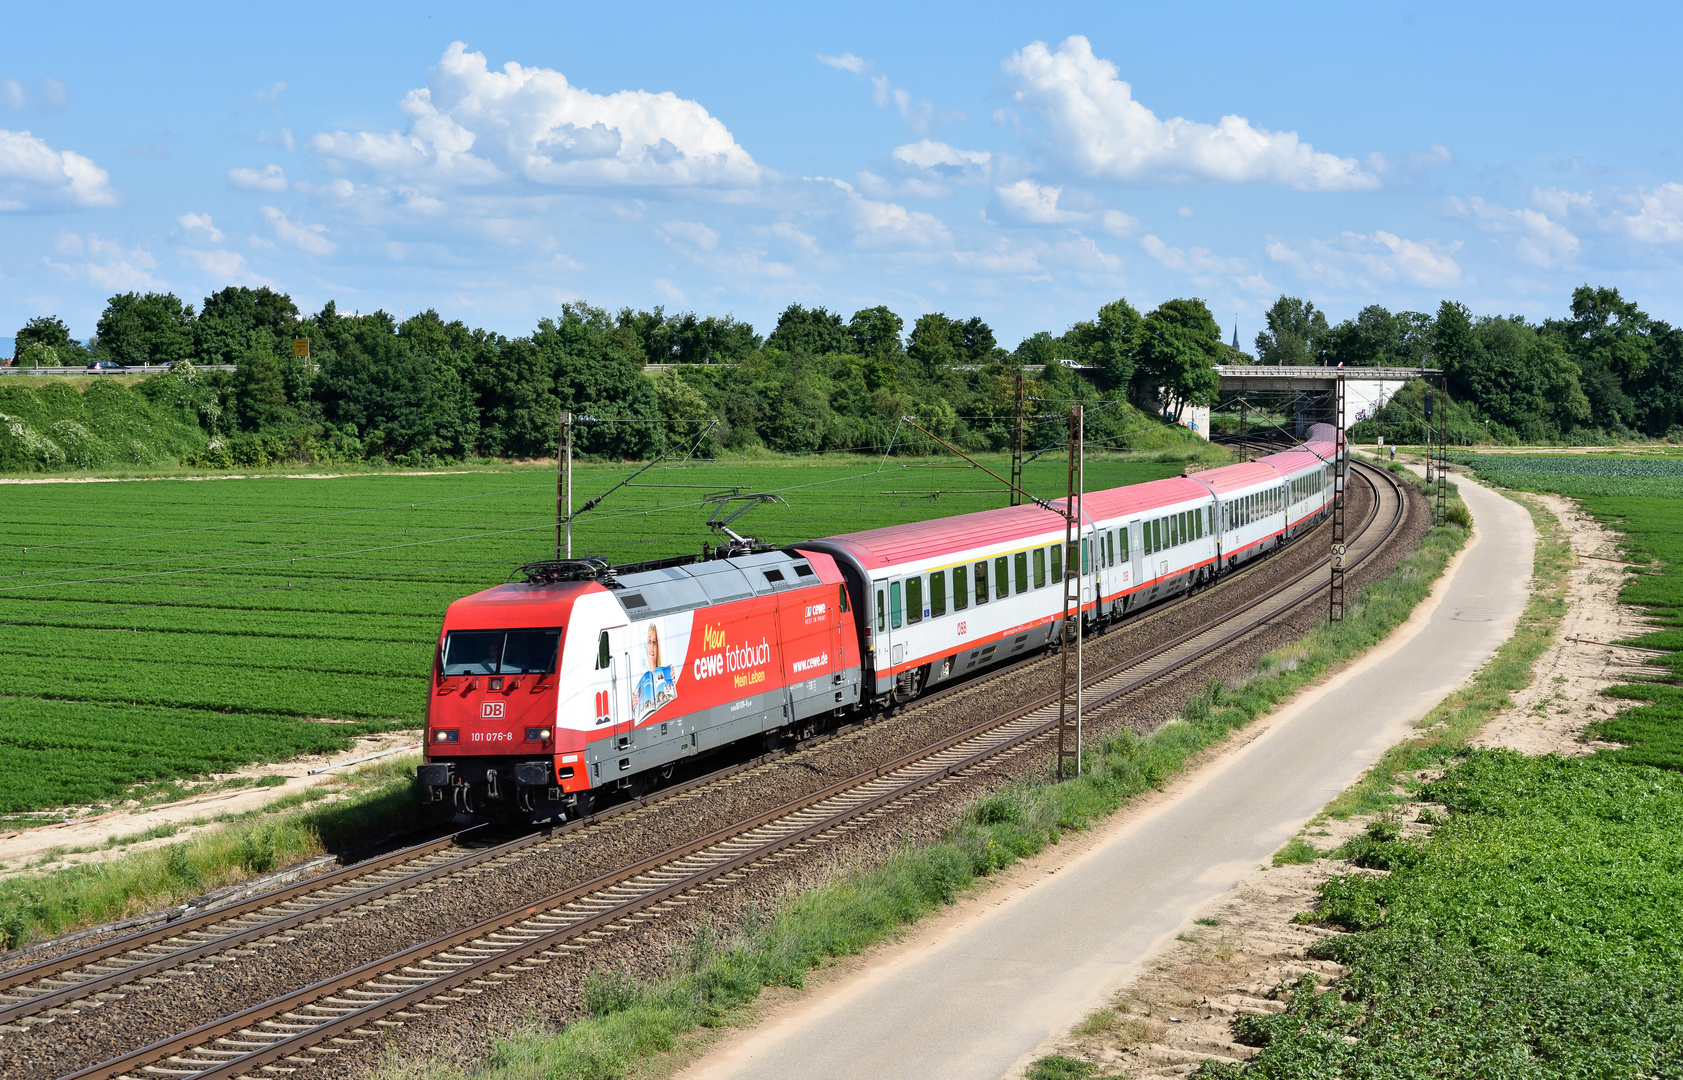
[0,469,1368,1019]
[22,465,1408,1080]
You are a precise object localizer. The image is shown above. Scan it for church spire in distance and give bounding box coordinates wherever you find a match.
[1231,316,1239,350]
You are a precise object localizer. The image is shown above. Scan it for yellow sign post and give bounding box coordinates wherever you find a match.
[292,338,310,358]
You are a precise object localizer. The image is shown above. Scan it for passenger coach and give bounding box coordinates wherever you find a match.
[418,424,1342,821]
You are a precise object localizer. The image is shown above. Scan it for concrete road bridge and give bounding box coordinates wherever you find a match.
[1213,365,1439,438]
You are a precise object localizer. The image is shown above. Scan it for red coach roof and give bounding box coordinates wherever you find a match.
[816,476,1212,568]
[818,501,1068,568]
[1069,476,1212,524]
[1191,460,1284,495]
[1257,447,1333,475]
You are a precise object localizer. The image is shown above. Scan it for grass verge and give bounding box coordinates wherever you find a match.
[374,484,1469,1080]
[0,755,426,950]
[1318,491,1570,821]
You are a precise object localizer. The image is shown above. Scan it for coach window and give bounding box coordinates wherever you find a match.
[994,555,1009,599]
[952,568,968,610]
[1081,539,1090,576]
[1197,508,1205,539]
[931,570,947,618]
[1050,542,1063,583]
[1014,551,1028,594]
[1119,527,1129,560]
[889,581,903,629]
[876,589,885,632]
[1033,547,1046,589]
[906,576,923,624]
[596,631,610,670]
[974,562,989,605]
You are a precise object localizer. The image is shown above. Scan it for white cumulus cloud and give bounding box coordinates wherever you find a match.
[182,248,248,278]
[259,206,334,255]
[994,179,1083,224]
[892,140,991,182]
[1446,196,1578,268]
[51,232,161,290]
[175,211,224,243]
[0,128,117,210]
[658,219,719,251]
[1003,36,1377,191]
[853,197,949,247]
[310,42,761,189]
[1610,182,1683,244]
[1268,230,1462,288]
[228,164,289,192]
[816,52,868,74]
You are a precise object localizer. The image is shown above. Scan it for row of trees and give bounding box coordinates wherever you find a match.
[11,282,1680,462]
[9,290,1233,465]
[1254,288,1683,440]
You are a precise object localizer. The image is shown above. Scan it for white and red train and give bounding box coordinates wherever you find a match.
[418,425,1340,818]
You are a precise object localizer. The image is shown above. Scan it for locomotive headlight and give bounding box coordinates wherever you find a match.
[526,727,552,742]
[433,728,459,743]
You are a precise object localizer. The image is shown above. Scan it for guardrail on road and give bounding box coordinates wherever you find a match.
[0,364,236,376]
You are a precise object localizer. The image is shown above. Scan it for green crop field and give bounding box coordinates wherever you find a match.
[0,451,1194,814]
[1458,453,1683,768]
[1211,751,1683,1078]
[1210,454,1683,1077]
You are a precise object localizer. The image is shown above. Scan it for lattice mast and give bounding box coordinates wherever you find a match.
[1057,405,1084,780]
[556,411,573,560]
[1329,375,1347,622]
[1009,371,1026,507]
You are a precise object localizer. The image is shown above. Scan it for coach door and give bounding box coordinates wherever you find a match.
[873,578,894,695]
[1129,518,1144,588]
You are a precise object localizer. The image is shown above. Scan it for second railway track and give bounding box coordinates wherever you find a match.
[15,463,1409,1080]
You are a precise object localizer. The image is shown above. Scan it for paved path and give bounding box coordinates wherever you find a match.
[683,475,1533,1080]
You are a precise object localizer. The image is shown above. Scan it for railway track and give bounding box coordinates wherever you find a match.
[23,464,1407,1080]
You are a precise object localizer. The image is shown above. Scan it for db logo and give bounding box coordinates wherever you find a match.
[481,702,504,719]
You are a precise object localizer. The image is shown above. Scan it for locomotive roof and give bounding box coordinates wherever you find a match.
[610,548,836,621]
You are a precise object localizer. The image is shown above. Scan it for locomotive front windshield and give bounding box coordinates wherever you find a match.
[442,628,562,675]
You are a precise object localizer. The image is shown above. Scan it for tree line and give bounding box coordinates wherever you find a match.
[8,282,1680,467]
[7,290,1234,466]
[1256,289,1683,441]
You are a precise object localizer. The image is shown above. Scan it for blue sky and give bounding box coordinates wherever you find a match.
[3,1,1681,349]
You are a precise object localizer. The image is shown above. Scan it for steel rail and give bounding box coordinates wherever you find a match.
[5,473,1346,1021]
[63,463,1406,1080]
